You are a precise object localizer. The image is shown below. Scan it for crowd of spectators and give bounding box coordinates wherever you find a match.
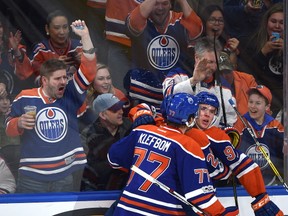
[0,0,285,206]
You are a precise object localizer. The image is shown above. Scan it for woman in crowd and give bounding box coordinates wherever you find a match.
[78,63,130,131]
[200,4,240,69]
[245,2,284,121]
[16,10,83,85]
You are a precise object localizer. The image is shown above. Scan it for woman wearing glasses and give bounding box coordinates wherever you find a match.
[200,4,240,69]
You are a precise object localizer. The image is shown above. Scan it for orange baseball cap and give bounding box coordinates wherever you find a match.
[247,85,272,104]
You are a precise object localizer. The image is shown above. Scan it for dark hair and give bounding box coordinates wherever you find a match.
[46,10,68,27]
[200,5,228,42]
[251,2,283,53]
[200,5,224,27]
[40,58,67,77]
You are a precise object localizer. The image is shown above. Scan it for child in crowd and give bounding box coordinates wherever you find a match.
[234,85,284,186]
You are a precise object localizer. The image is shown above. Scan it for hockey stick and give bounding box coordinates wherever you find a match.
[229,99,288,192]
[212,31,239,207]
[131,165,209,216]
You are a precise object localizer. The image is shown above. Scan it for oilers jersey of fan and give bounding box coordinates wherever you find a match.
[186,127,266,197]
[235,113,284,186]
[29,38,83,81]
[5,55,96,181]
[108,124,228,215]
[124,6,202,108]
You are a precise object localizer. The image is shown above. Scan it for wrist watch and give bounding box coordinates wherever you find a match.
[82,48,97,54]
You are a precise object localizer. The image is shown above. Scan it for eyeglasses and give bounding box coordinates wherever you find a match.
[207,18,224,25]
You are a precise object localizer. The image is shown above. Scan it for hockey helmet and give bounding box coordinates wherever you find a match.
[165,93,199,125]
[196,91,219,115]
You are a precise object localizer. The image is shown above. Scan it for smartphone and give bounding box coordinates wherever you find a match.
[67,52,78,59]
[272,32,280,41]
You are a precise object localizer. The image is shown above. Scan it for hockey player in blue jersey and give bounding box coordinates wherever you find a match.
[108,92,239,215]
[189,91,283,216]
[5,19,97,193]
[129,91,284,215]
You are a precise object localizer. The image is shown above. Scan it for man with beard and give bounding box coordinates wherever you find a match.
[5,20,97,193]
[124,0,203,110]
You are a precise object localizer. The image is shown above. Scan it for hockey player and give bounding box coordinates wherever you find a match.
[190,91,283,216]
[129,92,284,215]
[108,93,238,215]
[5,20,96,193]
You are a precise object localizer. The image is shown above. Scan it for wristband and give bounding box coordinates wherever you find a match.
[82,48,97,54]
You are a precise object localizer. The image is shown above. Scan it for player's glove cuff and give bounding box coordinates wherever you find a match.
[251,192,283,216]
[128,103,156,128]
[223,127,241,148]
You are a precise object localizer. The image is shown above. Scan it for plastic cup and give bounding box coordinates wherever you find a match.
[24,105,37,118]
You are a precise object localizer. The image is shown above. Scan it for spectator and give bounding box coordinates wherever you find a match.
[163,36,237,127]
[108,92,238,215]
[86,63,130,112]
[244,2,284,120]
[200,4,240,69]
[85,0,108,64]
[234,85,284,186]
[223,0,282,53]
[124,0,203,109]
[218,51,257,115]
[0,15,33,99]
[0,82,7,98]
[0,157,16,194]
[78,63,131,131]
[5,19,96,193]
[104,0,141,92]
[0,92,20,179]
[188,91,283,215]
[81,93,131,191]
[17,10,83,85]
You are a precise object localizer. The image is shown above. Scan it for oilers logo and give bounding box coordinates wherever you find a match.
[35,107,68,143]
[147,35,180,70]
[246,143,270,170]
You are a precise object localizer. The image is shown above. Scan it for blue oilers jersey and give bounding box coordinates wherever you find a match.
[124,8,202,109]
[187,127,266,197]
[237,113,284,186]
[108,124,226,215]
[5,56,96,181]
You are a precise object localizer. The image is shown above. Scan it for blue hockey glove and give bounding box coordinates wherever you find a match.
[251,193,283,216]
[221,206,239,215]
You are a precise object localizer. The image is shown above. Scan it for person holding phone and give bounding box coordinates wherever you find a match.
[244,2,283,122]
[16,10,83,86]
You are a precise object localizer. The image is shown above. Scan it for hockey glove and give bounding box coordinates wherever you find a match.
[221,206,239,216]
[224,127,241,148]
[251,192,284,216]
[128,103,155,128]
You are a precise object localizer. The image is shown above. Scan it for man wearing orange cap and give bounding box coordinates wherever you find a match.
[234,85,284,186]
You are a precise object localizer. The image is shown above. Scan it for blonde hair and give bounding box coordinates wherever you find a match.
[86,63,114,106]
